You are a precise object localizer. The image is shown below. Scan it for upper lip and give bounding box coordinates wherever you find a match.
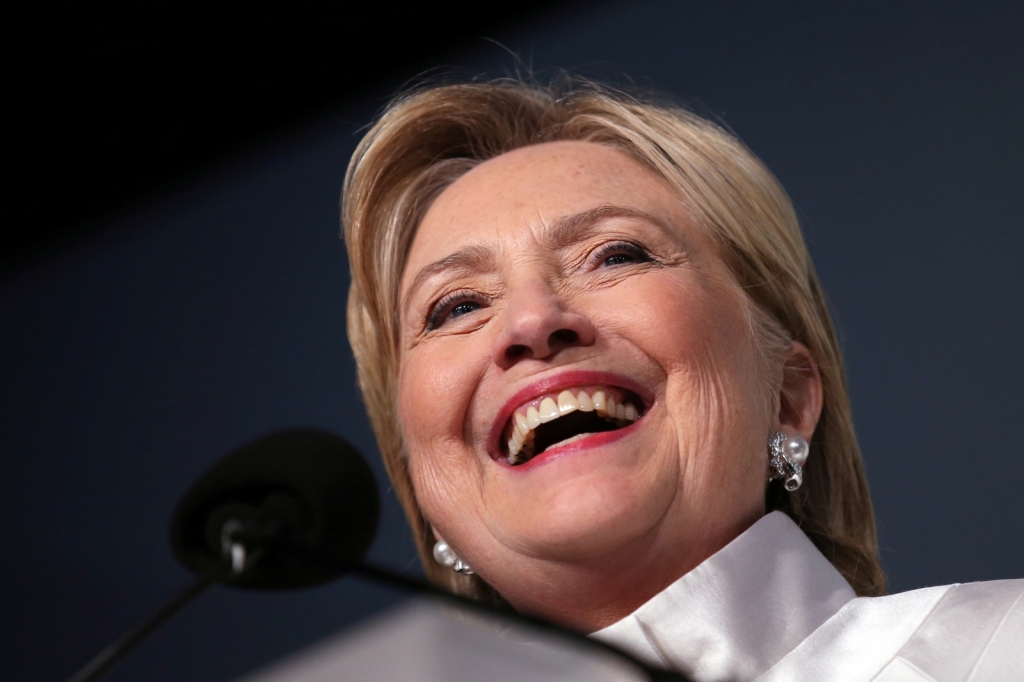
[486,369,655,459]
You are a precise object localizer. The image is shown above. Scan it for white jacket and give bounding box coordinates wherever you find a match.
[593,512,1023,682]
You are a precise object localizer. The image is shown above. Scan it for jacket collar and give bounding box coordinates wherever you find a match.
[592,512,856,682]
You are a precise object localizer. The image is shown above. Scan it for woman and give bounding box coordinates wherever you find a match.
[341,79,1022,681]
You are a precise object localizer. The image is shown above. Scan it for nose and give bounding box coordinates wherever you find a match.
[492,283,596,369]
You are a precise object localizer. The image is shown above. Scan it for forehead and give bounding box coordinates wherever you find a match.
[402,141,689,285]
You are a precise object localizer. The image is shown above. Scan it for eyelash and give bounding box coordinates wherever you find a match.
[426,290,485,331]
[592,241,654,267]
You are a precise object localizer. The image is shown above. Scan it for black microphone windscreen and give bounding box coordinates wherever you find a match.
[170,429,379,590]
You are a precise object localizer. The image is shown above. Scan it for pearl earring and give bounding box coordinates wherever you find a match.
[768,432,809,491]
[432,540,474,575]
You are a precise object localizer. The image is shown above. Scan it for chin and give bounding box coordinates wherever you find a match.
[490,466,676,563]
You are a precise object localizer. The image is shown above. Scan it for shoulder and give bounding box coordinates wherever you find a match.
[864,578,1024,635]
[866,579,1024,681]
[762,580,1024,682]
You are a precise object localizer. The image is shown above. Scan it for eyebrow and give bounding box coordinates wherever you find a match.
[401,244,497,315]
[400,204,672,314]
[545,204,674,250]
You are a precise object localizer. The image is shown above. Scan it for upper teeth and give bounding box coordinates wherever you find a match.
[506,388,640,464]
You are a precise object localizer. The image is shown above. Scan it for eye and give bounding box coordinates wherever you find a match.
[450,300,481,318]
[593,241,654,268]
[427,291,486,330]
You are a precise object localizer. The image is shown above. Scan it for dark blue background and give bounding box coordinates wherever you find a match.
[3,2,1022,680]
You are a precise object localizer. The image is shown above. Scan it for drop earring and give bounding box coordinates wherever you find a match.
[432,540,474,575]
[768,431,809,491]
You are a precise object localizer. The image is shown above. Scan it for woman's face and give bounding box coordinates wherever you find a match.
[397,141,775,627]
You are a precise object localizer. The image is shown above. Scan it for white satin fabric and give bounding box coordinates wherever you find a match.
[593,512,1023,681]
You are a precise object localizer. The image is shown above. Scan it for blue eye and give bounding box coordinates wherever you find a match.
[450,301,481,319]
[595,241,652,267]
[602,253,635,266]
[427,291,485,330]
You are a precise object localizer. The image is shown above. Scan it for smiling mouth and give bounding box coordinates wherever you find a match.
[502,386,645,465]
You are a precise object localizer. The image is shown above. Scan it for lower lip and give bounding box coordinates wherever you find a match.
[498,418,644,471]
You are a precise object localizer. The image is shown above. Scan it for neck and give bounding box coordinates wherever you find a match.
[491,514,756,633]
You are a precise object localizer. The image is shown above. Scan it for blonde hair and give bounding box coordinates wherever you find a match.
[342,77,885,599]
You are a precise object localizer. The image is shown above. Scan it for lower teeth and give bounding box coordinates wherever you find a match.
[508,412,636,465]
[547,432,596,449]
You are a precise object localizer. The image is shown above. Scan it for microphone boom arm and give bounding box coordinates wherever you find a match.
[67,561,231,682]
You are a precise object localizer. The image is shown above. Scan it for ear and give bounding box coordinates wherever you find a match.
[777,341,823,441]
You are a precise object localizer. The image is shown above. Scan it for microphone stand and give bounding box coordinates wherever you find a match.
[68,544,691,682]
[67,562,231,682]
[67,538,266,682]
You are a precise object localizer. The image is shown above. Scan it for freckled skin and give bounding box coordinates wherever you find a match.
[396,141,818,632]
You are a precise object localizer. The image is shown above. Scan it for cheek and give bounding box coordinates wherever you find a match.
[397,340,490,519]
[603,273,767,468]
[399,345,473,447]
[600,271,752,376]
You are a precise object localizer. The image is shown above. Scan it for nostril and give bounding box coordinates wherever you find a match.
[500,326,585,364]
[505,344,528,359]
[549,328,578,345]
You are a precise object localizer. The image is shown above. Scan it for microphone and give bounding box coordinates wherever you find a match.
[171,428,379,589]
[68,428,691,682]
[68,429,379,682]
